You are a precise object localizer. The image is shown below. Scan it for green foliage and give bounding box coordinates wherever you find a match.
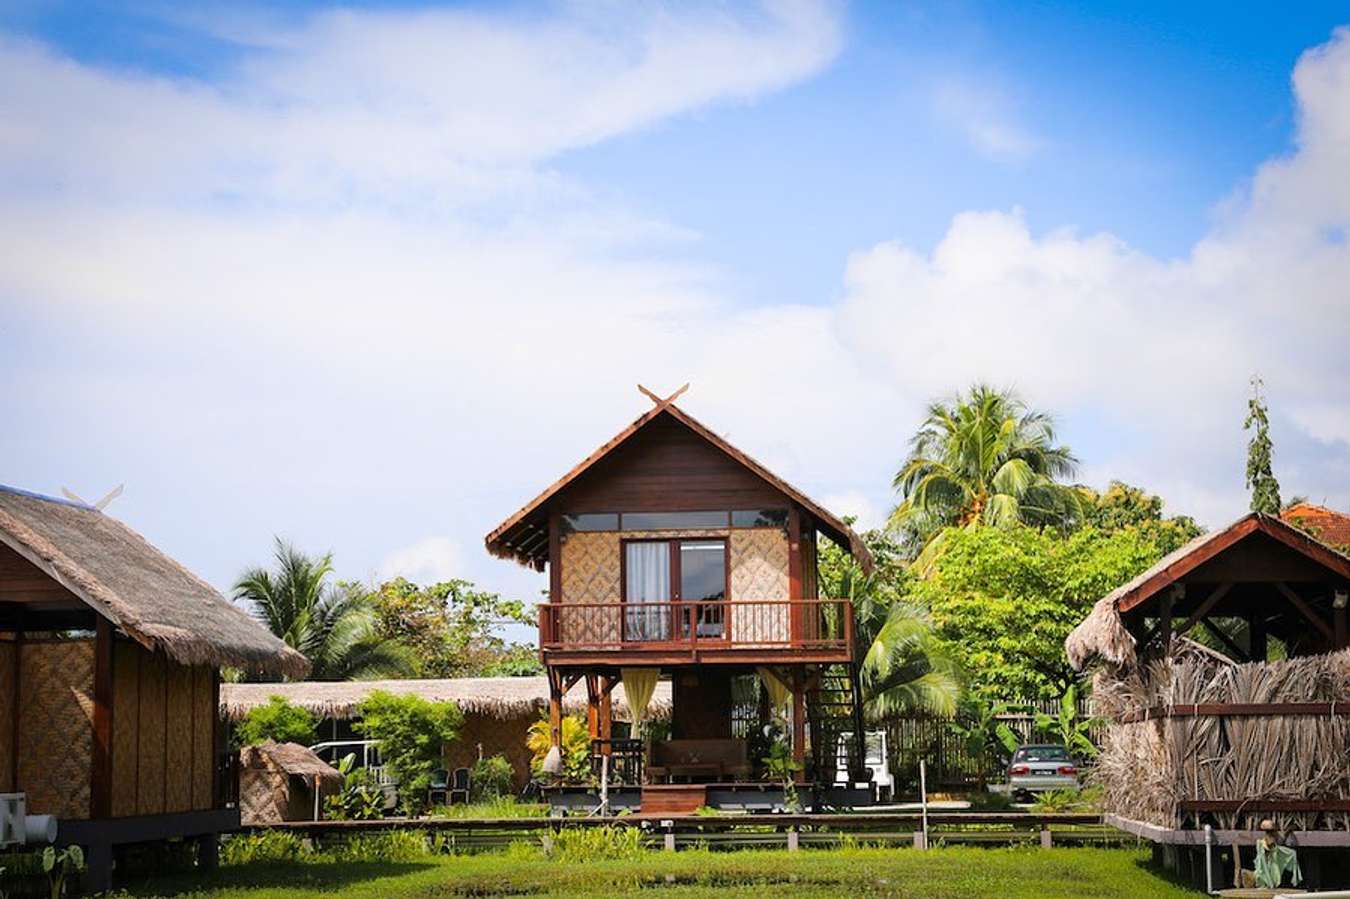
[222,831,313,866]
[890,384,1082,568]
[369,577,539,678]
[951,696,1024,770]
[41,846,83,899]
[1030,787,1100,813]
[965,790,1016,811]
[324,753,386,821]
[235,539,413,681]
[525,714,591,783]
[429,797,548,819]
[1032,684,1100,758]
[325,831,429,863]
[545,825,644,863]
[233,695,317,748]
[918,524,1172,699]
[760,730,803,810]
[1244,377,1282,515]
[356,690,463,814]
[470,754,514,802]
[1080,481,1202,554]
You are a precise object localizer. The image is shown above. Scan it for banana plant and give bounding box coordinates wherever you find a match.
[1033,684,1100,759]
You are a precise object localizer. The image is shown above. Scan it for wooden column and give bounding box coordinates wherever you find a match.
[547,668,563,748]
[790,668,806,785]
[90,615,114,819]
[585,673,601,741]
[598,676,614,754]
[787,506,803,643]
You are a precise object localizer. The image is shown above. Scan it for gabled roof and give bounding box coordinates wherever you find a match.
[1282,502,1350,548]
[0,485,308,678]
[1066,511,1350,670]
[242,741,343,784]
[483,398,873,573]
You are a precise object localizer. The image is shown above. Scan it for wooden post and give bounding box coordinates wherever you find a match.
[548,510,562,604]
[1159,587,1177,653]
[585,673,601,743]
[791,669,806,785]
[90,615,114,819]
[10,607,22,792]
[599,676,613,754]
[548,668,563,748]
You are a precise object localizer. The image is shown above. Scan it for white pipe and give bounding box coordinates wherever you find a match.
[919,760,929,850]
[1204,825,1214,894]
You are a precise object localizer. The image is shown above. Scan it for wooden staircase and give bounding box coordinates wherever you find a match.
[639,784,706,815]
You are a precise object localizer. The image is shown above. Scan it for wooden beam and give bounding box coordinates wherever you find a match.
[585,674,600,742]
[548,510,562,605]
[637,383,690,407]
[1173,583,1233,639]
[90,617,114,819]
[598,676,613,754]
[1201,618,1249,662]
[547,668,563,748]
[1275,582,1334,642]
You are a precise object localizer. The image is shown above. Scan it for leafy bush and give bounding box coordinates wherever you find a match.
[966,790,1016,811]
[222,831,312,866]
[325,831,429,863]
[546,825,644,863]
[526,714,591,783]
[470,754,514,801]
[429,797,548,819]
[323,753,386,820]
[356,690,462,815]
[233,695,317,748]
[1030,786,1102,813]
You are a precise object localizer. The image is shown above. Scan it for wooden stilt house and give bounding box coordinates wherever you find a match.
[0,486,306,890]
[485,388,875,813]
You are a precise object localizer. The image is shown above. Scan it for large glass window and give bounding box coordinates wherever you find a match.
[622,538,727,641]
[731,509,788,528]
[562,513,619,532]
[624,542,671,641]
[621,511,728,530]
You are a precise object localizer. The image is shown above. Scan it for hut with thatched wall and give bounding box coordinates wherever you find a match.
[221,676,672,793]
[1067,511,1350,888]
[0,485,306,891]
[239,741,342,825]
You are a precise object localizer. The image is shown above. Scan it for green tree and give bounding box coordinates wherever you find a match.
[891,384,1083,569]
[368,577,539,678]
[818,528,959,718]
[1080,481,1203,554]
[233,695,317,748]
[356,690,463,813]
[917,524,1173,699]
[1244,376,1281,514]
[234,539,413,681]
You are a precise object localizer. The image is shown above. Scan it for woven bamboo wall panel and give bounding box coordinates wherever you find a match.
[238,753,286,825]
[0,642,14,792]
[729,529,788,599]
[18,641,94,819]
[192,667,214,811]
[111,642,141,817]
[136,651,167,816]
[164,662,194,812]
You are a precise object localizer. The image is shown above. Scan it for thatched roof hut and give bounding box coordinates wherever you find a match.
[0,486,306,678]
[221,676,673,723]
[239,741,342,825]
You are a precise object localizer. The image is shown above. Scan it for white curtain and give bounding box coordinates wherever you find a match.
[621,667,660,737]
[625,543,670,641]
[758,667,792,714]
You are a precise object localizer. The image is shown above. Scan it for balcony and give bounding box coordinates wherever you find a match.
[539,599,855,666]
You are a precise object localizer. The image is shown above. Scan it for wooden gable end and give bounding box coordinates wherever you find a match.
[558,411,789,514]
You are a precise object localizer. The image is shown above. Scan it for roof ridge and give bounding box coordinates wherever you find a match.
[0,483,97,511]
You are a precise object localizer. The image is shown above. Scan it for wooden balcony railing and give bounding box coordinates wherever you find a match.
[539,599,853,656]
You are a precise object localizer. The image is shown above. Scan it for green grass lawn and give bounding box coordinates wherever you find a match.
[118,846,1200,898]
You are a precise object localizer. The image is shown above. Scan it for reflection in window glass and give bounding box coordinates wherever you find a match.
[621,511,728,530]
[679,541,726,601]
[731,509,788,528]
[562,513,619,532]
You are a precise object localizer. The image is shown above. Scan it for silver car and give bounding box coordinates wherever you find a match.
[1007,744,1079,800]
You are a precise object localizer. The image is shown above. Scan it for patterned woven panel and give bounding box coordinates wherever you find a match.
[730,529,788,599]
[136,652,167,816]
[560,532,621,644]
[164,662,194,812]
[238,756,286,825]
[111,643,142,817]
[192,667,215,810]
[19,641,94,819]
[0,643,14,792]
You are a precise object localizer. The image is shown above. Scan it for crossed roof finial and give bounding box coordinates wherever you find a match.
[637,383,690,409]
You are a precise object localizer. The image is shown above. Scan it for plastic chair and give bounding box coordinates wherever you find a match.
[449,767,471,805]
[427,768,450,806]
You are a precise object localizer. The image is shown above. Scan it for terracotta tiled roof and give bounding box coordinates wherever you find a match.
[1282,502,1350,548]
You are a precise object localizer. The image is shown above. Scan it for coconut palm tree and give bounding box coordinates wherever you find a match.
[235,539,412,681]
[891,384,1083,569]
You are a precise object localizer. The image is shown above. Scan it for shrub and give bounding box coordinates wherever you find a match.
[233,695,317,748]
[967,790,1016,812]
[325,831,429,863]
[526,714,591,783]
[356,690,462,815]
[1030,788,1083,813]
[546,825,644,863]
[222,831,312,866]
[324,753,386,821]
[470,754,514,802]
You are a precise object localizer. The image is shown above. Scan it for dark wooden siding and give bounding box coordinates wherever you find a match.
[0,542,77,605]
[558,413,789,513]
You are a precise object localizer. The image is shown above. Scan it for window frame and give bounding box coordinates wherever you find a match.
[618,536,731,643]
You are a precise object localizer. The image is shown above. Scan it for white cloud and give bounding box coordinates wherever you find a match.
[380,537,463,585]
[932,79,1044,160]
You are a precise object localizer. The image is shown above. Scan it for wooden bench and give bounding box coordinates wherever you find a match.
[647,739,752,783]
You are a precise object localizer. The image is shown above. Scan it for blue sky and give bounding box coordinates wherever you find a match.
[1,1,1348,613]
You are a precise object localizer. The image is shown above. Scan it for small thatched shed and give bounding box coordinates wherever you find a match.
[0,485,306,891]
[239,741,342,825]
[221,677,673,792]
[1067,512,1350,845]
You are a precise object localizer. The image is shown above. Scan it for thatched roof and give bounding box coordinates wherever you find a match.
[221,676,674,723]
[242,741,343,784]
[484,397,874,574]
[1066,512,1350,671]
[0,486,307,678]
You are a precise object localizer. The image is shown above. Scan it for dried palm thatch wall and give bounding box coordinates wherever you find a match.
[0,636,216,820]
[1092,645,1350,832]
[239,742,341,825]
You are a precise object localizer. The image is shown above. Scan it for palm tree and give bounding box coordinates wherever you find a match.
[822,554,960,719]
[890,384,1082,569]
[234,539,412,681]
